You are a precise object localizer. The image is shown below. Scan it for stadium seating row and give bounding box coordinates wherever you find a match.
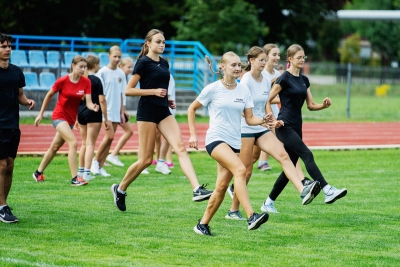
[23,72,62,90]
[11,50,131,69]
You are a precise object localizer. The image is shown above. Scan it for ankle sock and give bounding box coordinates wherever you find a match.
[323,185,331,194]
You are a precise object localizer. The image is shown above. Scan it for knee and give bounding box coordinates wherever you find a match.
[141,157,153,167]
[68,140,78,150]
[125,128,133,138]
[234,166,247,179]
[215,180,230,193]
[173,142,187,155]
[245,170,253,182]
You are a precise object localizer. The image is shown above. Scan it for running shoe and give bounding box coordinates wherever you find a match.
[225,210,246,220]
[106,154,124,167]
[165,161,174,168]
[248,212,269,230]
[71,176,88,186]
[99,168,111,177]
[0,206,18,223]
[258,163,272,171]
[32,171,45,182]
[193,220,212,236]
[260,202,279,213]
[324,186,347,204]
[111,184,126,211]
[227,184,234,199]
[141,168,150,175]
[90,159,100,175]
[155,162,171,174]
[301,181,321,205]
[193,184,213,202]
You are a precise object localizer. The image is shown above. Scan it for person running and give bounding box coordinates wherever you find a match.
[33,55,99,186]
[91,46,127,177]
[188,52,276,236]
[0,33,36,223]
[105,57,134,167]
[111,29,213,212]
[224,47,320,220]
[264,44,347,210]
[77,55,111,181]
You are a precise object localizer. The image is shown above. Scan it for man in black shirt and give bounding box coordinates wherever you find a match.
[0,33,36,223]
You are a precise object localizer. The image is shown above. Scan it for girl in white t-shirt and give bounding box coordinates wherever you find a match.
[91,46,127,177]
[105,57,135,168]
[224,47,321,220]
[188,52,269,236]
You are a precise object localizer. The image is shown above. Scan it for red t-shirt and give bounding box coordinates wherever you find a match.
[51,75,91,125]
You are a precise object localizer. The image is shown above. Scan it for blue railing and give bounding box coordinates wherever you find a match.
[11,35,217,94]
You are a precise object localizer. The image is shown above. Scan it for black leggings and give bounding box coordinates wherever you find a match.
[269,125,328,200]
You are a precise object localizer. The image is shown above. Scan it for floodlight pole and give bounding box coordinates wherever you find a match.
[346,63,352,118]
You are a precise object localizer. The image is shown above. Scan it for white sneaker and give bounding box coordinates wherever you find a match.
[83,172,95,181]
[155,162,171,174]
[99,167,111,177]
[141,168,150,175]
[106,154,124,167]
[261,202,279,213]
[90,159,100,175]
[324,186,347,204]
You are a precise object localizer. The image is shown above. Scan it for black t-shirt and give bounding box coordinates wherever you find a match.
[78,74,104,116]
[275,71,310,128]
[0,64,26,129]
[133,56,170,107]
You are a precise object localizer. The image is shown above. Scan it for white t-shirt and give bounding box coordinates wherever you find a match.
[168,74,176,116]
[262,68,280,117]
[240,71,271,134]
[197,81,254,149]
[96,66,127,122]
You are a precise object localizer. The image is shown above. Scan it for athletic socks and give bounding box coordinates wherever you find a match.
[258,160,268,167]
[264,197,274,206]
[323,185,331,194]
[117,186,126,194]
[193,185,200,192]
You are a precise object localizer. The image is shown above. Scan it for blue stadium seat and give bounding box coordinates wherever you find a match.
[28,50,48,68]
[82,52,97,59]
[98,52,109,68]
[10,50,30,68]
[62,51,79,68]
[23,72,41,90]
[122,53,131,59]
[61,71,69,77]
[47,51,61,68]
[39,72,56,90]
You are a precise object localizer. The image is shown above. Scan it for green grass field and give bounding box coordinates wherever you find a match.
[1,149,399,266]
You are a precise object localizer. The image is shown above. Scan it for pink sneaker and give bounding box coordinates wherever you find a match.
[152,160,157,165]
[165,161,174,168]
[258,163,271,171]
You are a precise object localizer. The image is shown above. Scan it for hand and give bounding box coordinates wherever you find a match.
[322,97,332,108]
[74,121,80,130]
[168,99,176,109]
[27,99,36,110]
[265,112,275,122]
[189,135,198,150]
[93,103,99,112]
[120,113,126,125]
[154,88,167,98]
[104,120,111,131]
[34,114,42,126]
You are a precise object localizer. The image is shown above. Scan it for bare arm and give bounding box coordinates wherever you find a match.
[187,100,203,150]
[305,88,331,111]
[243,108,265,126]
[98,95,111,130]
[35,89,56,126]
[85,94,99,112]
[266,83,282,115]
[18,88,35,110]
[125,74,167,97]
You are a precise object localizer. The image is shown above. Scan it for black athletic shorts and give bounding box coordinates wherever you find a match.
[0,129,21,159]
[136,101,171,124]
[206,140,240,155]
[78,109,102,125]
[241,130,270,141]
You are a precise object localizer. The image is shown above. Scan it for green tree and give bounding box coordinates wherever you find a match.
[338,33,361,64]
[341,0,400,65]
[172,0,267,54]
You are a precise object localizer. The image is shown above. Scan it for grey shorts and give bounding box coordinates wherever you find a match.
[52,120,73,129]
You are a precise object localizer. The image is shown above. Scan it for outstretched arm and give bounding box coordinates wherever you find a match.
[18,88,35,110]
[305,87,331,111]
[187,100,203,150]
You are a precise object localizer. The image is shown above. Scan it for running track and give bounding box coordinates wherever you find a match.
[18,122,400,155]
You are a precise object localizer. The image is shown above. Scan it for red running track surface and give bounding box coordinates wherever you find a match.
[18,122,400,154]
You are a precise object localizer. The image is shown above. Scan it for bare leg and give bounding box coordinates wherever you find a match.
[55,122,79,177]
[119,121,157,191]
[0,158,14,206]
[296,161,306,178]
[95,123,117,168]
[154,129,161,160]
[111,121,133,156]
[38,132,65,173]
[157,116,200,189]
[78,124,87,168]
[85,123,101,169]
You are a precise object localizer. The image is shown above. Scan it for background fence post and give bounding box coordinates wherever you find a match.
[346,62,352,118]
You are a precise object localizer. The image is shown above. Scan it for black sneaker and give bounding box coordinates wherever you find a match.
[248,212,269,230]
[193,220,212,236]
[301,180,321,205]
[227,184,234,199]
[71,176,88,186]
[192,183,213,202]
[0,206,19,223]
[111,184,126,211]
[302,177,313,186]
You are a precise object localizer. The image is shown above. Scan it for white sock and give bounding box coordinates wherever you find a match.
[258,160,268,167]
[323,185,331,194]
[157,159,165,163]
[117,186,126,194]
[264,197,274,206]
[193,185,200,192]
[0,205,7,210]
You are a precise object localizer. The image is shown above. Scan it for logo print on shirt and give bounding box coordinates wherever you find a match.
[234,98,244,103]
[76,90,85,95]
[118,77,122,83]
